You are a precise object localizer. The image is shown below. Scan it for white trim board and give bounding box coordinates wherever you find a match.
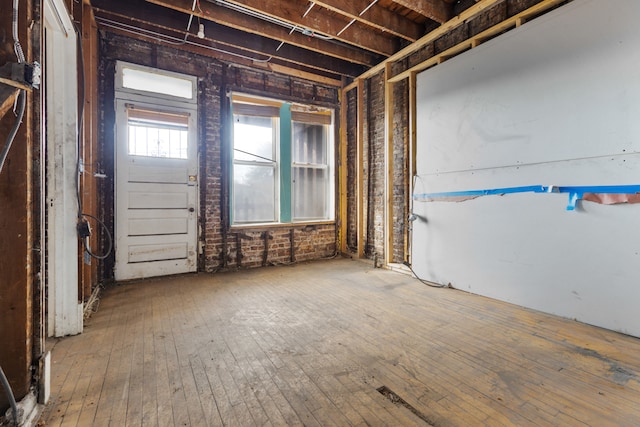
[44,0,82,337]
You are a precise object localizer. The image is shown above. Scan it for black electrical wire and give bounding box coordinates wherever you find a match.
[403,261,447,288]
[75,22,85,218]
[81,213,113,260]
[73,23,113,261]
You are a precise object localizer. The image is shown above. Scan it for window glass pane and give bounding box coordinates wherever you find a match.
[234,115,274,162]
[293,167,326,220]
[293,122,327,164]
[127,119,188,159]
[233,164,276,222]
[122,67,193,99]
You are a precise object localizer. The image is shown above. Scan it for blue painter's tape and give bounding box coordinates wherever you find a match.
[413,184,640,211]
[414,185,549,200]
[556,185,640,194]
[566,192,582,211]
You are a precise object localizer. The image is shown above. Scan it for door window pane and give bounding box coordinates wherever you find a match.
[127,108,189,159]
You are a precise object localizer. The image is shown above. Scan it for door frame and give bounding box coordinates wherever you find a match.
[113,62,199,281]
[45,0,82,337]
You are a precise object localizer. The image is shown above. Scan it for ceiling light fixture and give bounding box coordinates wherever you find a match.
[197,23,205,38]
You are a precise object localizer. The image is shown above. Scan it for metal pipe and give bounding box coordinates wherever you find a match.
[337,0,378,37]
[96,17,273,63]
[209,0,333,40]
[359,0,379,16]
[302,2,315,18]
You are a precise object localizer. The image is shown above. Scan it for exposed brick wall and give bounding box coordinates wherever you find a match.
[365,73,385,260]
[345,89,357,252]
[97,57,116,279]
[392,79,409,263]
[406,0,564,73]
[468,2,508,37]
[221,224,336,270]
[99,33,338,279]
[344,0,562,266]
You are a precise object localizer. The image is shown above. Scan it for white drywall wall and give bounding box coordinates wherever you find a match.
[413,0,640,337]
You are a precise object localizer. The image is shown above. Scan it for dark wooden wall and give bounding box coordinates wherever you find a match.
[0,0,36,412]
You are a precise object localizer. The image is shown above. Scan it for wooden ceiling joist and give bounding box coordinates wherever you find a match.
[207,0,398,56]
[308,0,424,42]
[93,0,524,83]
[101,23,342,86]
[387,0,569,83]
[93,1,366,78]
[390,0,451,24]
[145,0,379,66]
[343,0,505,91]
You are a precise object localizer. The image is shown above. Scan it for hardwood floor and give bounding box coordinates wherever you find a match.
[41,258,640,426]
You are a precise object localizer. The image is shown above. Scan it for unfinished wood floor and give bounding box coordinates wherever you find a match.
[41,258,640,427]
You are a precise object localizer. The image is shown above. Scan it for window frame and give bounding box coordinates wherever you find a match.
[229,93,335,227]
[291,119,332,222]
[115,61,197,104]
[231,114,280,224]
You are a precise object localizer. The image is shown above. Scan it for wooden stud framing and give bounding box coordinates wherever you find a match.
[0,85,20,119]
[388,0,568,84]
[409,72,418,184]
[384,63,394,266]
[339,87,348,254]
[343,0,504,92]
[79,4,101,301]
[407,71,417,265]
[344,0,567,92]
[339,0,571,263]
[356,79,365,258]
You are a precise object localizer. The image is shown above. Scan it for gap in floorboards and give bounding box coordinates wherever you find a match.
[377,385,435,426]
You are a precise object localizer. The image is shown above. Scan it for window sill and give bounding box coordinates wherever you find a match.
[230,220,336,231]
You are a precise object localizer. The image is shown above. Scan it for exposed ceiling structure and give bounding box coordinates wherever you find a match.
[91,0,475,84]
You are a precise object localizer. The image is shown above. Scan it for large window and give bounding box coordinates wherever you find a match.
[232,114,278,222]
[231,94,334,225]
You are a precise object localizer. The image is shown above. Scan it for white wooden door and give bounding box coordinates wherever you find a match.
[115,100,198,280]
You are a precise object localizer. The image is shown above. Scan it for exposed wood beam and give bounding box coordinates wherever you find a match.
[387,0,568,83]
[391,0,451,24]
[264,63,341,87]
[384,62,394,266]
[343,0,505,91]
[99,23,341,86]
[407,71,417,264]
[339,85,349,254]
[210,0,398,56]
[92,1,366,77]
[0,85,20,119]
[311,0,423,42]
[356,79,365,258]
[145,0,379,66]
